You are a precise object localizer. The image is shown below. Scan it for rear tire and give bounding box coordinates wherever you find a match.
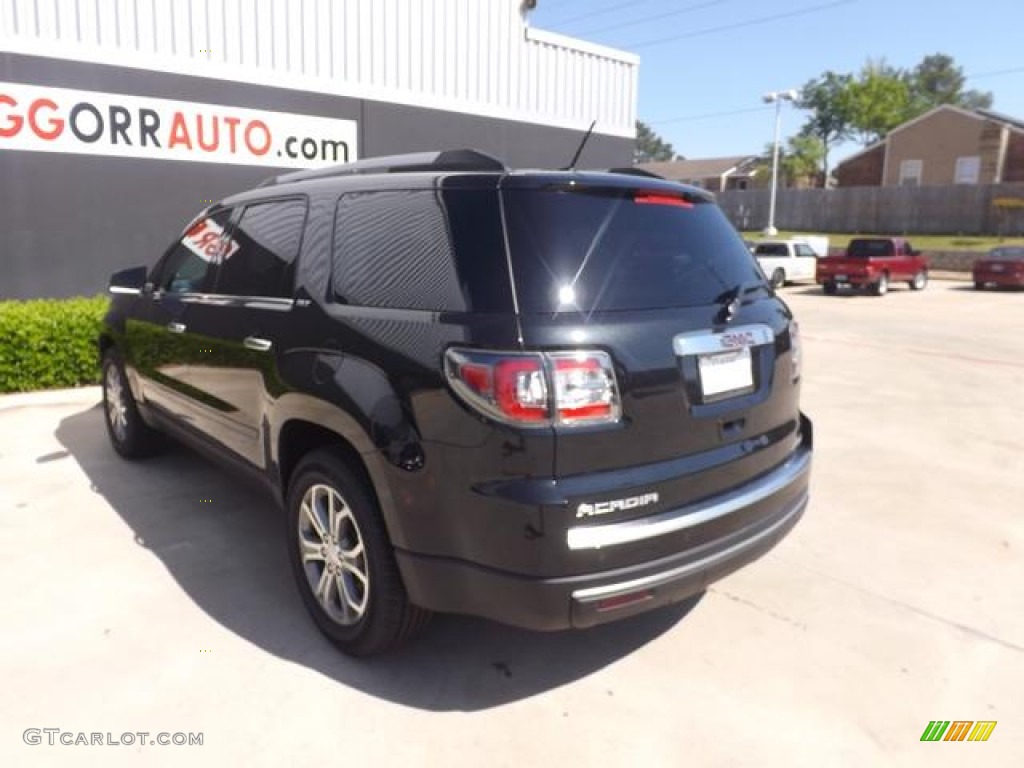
[909,270,928,291]
[823,281,838,296]
[285,448,431,656]
[771,268,786,289]
[101,349,163,459]
[974,281,985,290]
[871,272,890,296]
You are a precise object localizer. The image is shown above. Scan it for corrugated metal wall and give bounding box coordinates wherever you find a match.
[0,0,637,137]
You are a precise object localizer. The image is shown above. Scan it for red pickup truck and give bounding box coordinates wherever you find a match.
[815,237,929,296]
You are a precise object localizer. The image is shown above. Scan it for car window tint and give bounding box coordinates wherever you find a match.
[989,247,1024,260]
[155,209,233,294]
[212,199,307,298]
[332,188,513,312]
[755,244,788,256]
[848,239,893,258]
[504,187,763,312]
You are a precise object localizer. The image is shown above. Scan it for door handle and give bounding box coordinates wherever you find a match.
[167,322,186,334]
[243,336,273,352]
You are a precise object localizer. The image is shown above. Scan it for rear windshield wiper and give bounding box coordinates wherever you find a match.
[713,282,767,323]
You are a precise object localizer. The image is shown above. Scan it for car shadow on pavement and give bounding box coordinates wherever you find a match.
[788,287,862,298]
[950,284,1024,293]
[56,404,699,712]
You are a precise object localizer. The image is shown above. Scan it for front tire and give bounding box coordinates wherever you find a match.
[871,272,890,296]
[101,349,162,459]
[771,268,786,289]
[285,449,431,656]
[909,270,928,291]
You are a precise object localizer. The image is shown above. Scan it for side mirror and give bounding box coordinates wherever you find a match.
[108,266,149,295]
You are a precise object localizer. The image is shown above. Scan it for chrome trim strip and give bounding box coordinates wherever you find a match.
[566,448,811,551]
[572,493,807,602]
[672,324,774,356]
[108,286,141,295]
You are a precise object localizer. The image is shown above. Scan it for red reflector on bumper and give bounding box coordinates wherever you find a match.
[596,590,654,613]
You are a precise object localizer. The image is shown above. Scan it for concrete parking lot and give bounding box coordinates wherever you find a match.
[1,281,1022,767]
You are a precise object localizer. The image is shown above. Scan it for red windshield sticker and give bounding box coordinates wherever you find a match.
[183,218,240,262]
[633,193,693,208]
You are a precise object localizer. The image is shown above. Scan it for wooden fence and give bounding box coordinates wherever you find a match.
[717,183,1024,236]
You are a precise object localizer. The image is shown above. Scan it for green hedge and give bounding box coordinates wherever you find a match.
[0,295,110,394]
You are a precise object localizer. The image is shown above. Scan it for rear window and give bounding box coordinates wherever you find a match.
[503,187,763,312]
[988,247,1024,260]
[848,239,895,257]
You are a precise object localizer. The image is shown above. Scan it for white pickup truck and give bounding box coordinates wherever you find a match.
[752,238,828,287]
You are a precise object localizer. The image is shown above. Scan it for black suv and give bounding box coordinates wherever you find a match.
[100,150,812,656]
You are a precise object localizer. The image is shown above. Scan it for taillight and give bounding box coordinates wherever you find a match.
[789,321,802,382]
[549,352,619,424]
[445,348,621,427]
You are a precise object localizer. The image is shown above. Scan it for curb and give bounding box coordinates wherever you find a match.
[0,386,101,412]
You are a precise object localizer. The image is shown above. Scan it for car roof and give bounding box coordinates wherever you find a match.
[217,150,713,208]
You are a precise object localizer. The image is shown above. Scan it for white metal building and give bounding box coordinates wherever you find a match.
[1,0,639,298]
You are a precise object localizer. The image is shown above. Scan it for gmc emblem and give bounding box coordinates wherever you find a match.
[720,331,756,349]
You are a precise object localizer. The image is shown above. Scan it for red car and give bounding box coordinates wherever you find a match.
[974,246,1024,289]
[815,237,929,296]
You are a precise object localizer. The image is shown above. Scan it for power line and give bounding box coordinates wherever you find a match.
[649,106,775,125]
[543,0,657,29]
[621,0,857,50]
[646,63,1023,128]
[566,1,728,37]
[966,66,1024,80]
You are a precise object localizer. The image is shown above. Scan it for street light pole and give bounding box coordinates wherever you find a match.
[762,89,799,236]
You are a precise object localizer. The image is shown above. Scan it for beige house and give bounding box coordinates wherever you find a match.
[637,156,761,192]
[835,105,1024,187]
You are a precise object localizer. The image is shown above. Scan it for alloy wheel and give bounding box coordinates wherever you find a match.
[297,483,370,625]
[104,364,128,443]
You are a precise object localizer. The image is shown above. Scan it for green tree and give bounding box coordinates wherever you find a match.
[752,135,824,188]
[907,53,993,112]
[846,60,912,145]
[797,71,854,185]
[782,135,825,187]
[634,120,677,163]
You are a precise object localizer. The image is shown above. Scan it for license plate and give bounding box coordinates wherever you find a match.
[698,346,753,397]
[835,274,848,281]
[991,264,1005,272]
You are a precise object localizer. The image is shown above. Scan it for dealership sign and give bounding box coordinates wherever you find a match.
[0,82,358,169]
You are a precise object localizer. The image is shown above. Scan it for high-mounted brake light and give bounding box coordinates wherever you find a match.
[445,349,621,427]
[633,192,693,208]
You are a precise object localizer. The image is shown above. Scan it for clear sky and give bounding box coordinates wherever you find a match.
[530,0,1024,165]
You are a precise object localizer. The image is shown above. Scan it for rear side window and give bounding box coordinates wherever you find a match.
[503,187,764,312]
[212,198,307,298]
[332,189,512,312]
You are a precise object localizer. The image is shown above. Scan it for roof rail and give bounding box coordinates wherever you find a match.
[260,149,508,187]
[607,167,666,179]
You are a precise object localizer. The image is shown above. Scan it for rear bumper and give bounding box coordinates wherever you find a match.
[396,443,811,631]
[816,274,873,286]
[974,273,1024,287]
